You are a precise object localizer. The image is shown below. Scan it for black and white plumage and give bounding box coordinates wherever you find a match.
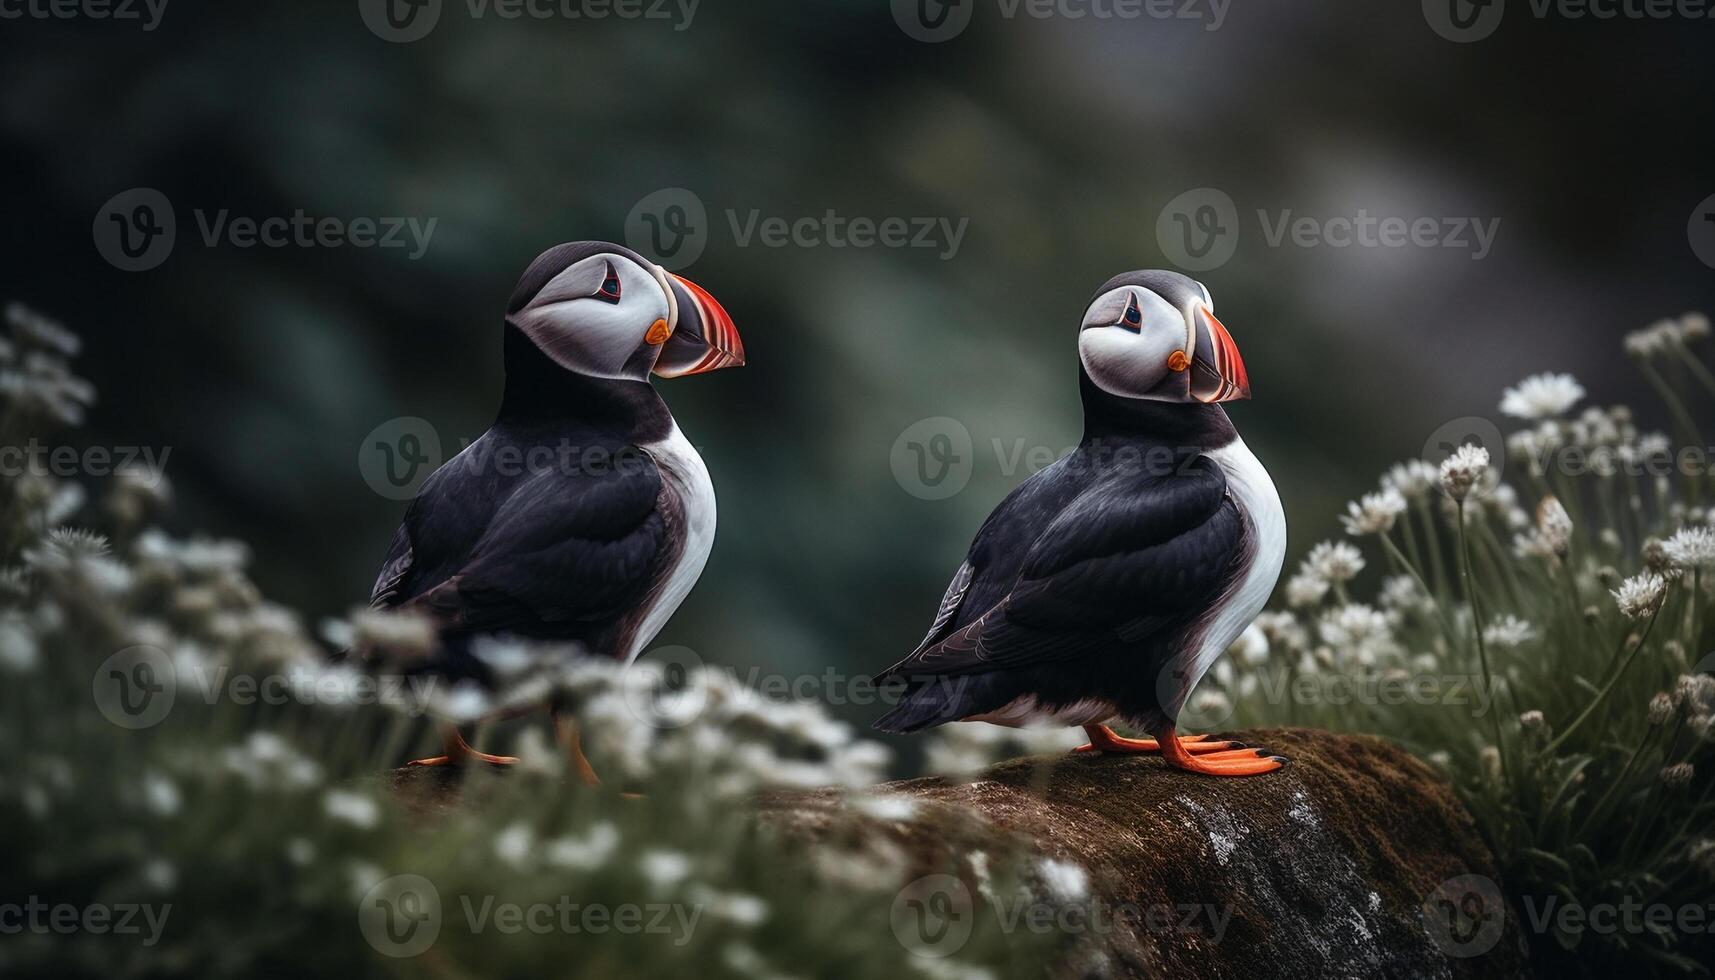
[875,271,1288,775]
[369,241,742,695]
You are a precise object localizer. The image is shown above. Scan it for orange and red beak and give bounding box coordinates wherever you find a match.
[1189,305,1249,403]
[653,273,745,378]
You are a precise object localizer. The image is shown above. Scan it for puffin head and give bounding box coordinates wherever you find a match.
[505,241,744,382]
[1077,270,1248,404]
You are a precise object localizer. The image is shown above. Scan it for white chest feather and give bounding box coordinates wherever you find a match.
[628,423,716,662]
[1177,437,1287,696]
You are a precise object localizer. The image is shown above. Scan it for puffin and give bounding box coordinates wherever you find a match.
[368,241,743,775]
[873,270,1288,776]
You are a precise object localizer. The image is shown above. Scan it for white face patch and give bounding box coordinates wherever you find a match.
[508,253,674,380]
[1077,286,1190,400]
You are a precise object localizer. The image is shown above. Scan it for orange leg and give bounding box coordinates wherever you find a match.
[553,710,602,787]
[408,724,519,768]
[1072,724,1243,755]
[1158,725,1286,777]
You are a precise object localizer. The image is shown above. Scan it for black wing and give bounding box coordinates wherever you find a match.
[884,456,1244,679]
[370,440,668,636]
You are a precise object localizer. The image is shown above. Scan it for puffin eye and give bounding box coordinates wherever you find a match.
[594,262,622,304]
[1116,296,1142,332]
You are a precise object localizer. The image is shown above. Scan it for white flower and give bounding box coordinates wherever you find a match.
[1500,372,1584,420]
[638,848,693,890]
[141,771,182,817]
[348,607,438,657]
[1625,320,1675,358]
[1482,615,1537,649]
[1537,497,1573,555]
[1340,488,1407,536]
[322,789,380,829]
[286,838,316,866]
[1438,445,1491,501]
[140,858,177,892]
[1305,541,1365,583]
[0,614,39,673]
[1681,311,1710,342]
[1035,857,1088,901]
[1378,575,1424,611]
[1612,572,1668,620]
[1254,612,1308,652]
[851,794,919,822]
[429,680,492,725]
[1284,573,1328,609]
[1318,604,1396,659]
[494,822,534,868]
[689,886,770,926]
[545,822,620,870]
[1229,623,1270,665]
[1515,497,1573,559]
[1663,527,1715,571]
[1381,460,1438,500]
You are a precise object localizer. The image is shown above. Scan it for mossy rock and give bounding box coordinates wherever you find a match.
[760,727,1530,979]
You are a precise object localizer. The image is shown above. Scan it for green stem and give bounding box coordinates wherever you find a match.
[1546,596,1668,755]
[1670,341,1715,400]
[1639,360,1705,505]
[1419,501,1450,602]
[1576,724,1658,838]
[1379,531,1456,643]
[1456,500,1510,792]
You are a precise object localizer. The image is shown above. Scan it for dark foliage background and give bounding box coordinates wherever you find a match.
[2,0,1712,740]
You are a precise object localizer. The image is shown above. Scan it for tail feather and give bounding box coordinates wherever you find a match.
[871,674,985,734]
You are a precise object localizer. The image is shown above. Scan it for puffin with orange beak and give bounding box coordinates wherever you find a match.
[874,270,1288,776]
[367,241,743,774]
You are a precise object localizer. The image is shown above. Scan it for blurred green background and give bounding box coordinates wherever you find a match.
[2,0,1712,740]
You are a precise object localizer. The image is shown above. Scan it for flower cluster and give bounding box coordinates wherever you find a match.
[1197,318,1715,975]
[0,308,1041,980]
